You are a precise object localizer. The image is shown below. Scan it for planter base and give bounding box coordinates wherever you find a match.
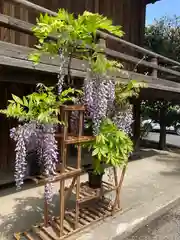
[14,198,121,240]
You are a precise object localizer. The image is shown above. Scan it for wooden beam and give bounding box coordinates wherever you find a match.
[5,0,180,69]
[1,13,180,79]
[1,39,180,87]
[7,0,57,16]
[1,42,180,94]
[105,48,180,78]
[0,13,34,35]
[99,31,180,68]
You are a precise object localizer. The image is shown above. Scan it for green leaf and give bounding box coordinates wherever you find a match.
[12,95,23,105]
[92,148,99,156]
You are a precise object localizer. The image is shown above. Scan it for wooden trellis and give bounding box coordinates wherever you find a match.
[14,105,126,240]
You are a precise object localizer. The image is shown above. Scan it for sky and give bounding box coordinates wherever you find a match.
[146,0,180,25]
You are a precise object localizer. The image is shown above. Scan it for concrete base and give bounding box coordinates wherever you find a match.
[1,148,180,239]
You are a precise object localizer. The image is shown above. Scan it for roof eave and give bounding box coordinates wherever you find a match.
[146,0,161,5]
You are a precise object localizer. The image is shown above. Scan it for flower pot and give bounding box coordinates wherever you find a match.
[88,170,104,189]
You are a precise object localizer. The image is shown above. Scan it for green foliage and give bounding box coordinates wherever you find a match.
[145,15,180,61]
[0,84,82,124]
[90,53,122,75]
[29,9,124,75]
[82,118,133,174]
[115,80,147,108]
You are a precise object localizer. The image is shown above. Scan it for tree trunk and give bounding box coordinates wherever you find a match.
[158,105,167,150]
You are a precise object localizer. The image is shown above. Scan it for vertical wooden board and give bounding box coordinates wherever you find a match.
[84,0,94,12]
[9,3,16,44]
[107,0,113,19]
[2,1,11,42]
[94,0,100,13]
[0,83,8,170]
[139,0,146,46]
[99,0,108,17]
[27,0,39,47]
[0,0,4,41]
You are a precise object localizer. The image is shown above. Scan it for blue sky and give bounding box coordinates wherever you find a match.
[146,0,180,25]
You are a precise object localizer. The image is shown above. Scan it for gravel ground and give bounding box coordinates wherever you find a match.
[127,205,180,240]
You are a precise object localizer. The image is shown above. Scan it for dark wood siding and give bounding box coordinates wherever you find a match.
[1,0,146,47]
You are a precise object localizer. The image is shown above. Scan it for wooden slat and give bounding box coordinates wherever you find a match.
[32,226,48,240]
[79,210,94,222]
[41,226,57,240]
[64,214,75,229]
[105,48,180,78]
[55,218,72,233]
[61,105,85,111]
[8,0,57,16]
[64,136,95,144]
[69,211,88,226]
[66,166,76,171]
[0,55,86,78]
[81,208,97,220]
[22,167,83,185]
[98,30,180,67]
[86,206,103,217]
[23,232,35,240]
[96,200,112,213]
[0,13,34,35]
[49,219,60,233]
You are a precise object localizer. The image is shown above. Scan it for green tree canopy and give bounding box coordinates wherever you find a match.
[145,15,180,61]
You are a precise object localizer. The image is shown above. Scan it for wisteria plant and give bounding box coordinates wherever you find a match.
[0,84,81,202]
[28,10,145,185]
[83,118,133,175]
[29,9,123,134]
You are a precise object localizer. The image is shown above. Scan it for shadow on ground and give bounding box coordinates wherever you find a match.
[0,192,75,238]
[130,148,166,161]
[155,152,180,177]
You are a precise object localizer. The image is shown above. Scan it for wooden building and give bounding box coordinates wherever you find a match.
[0,0,159,47]
[2,0,180,183]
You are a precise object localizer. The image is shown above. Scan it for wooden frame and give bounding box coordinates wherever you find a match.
[14,104,126,240]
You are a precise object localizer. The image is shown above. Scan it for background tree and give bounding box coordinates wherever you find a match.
[145,15,180,61]
[141,15,180,149]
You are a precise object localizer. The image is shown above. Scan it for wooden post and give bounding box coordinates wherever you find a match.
[75,110,83,229]
[150,57,167,150]
[133,97,141,151]
[151,57,158,78]
[59,108,68,237]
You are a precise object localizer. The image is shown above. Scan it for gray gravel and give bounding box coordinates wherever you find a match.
[126,205,180,240]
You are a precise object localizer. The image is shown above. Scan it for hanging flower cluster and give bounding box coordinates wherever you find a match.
[112,106,134,136]
[83,68,116,135]
[10,122,58,203]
